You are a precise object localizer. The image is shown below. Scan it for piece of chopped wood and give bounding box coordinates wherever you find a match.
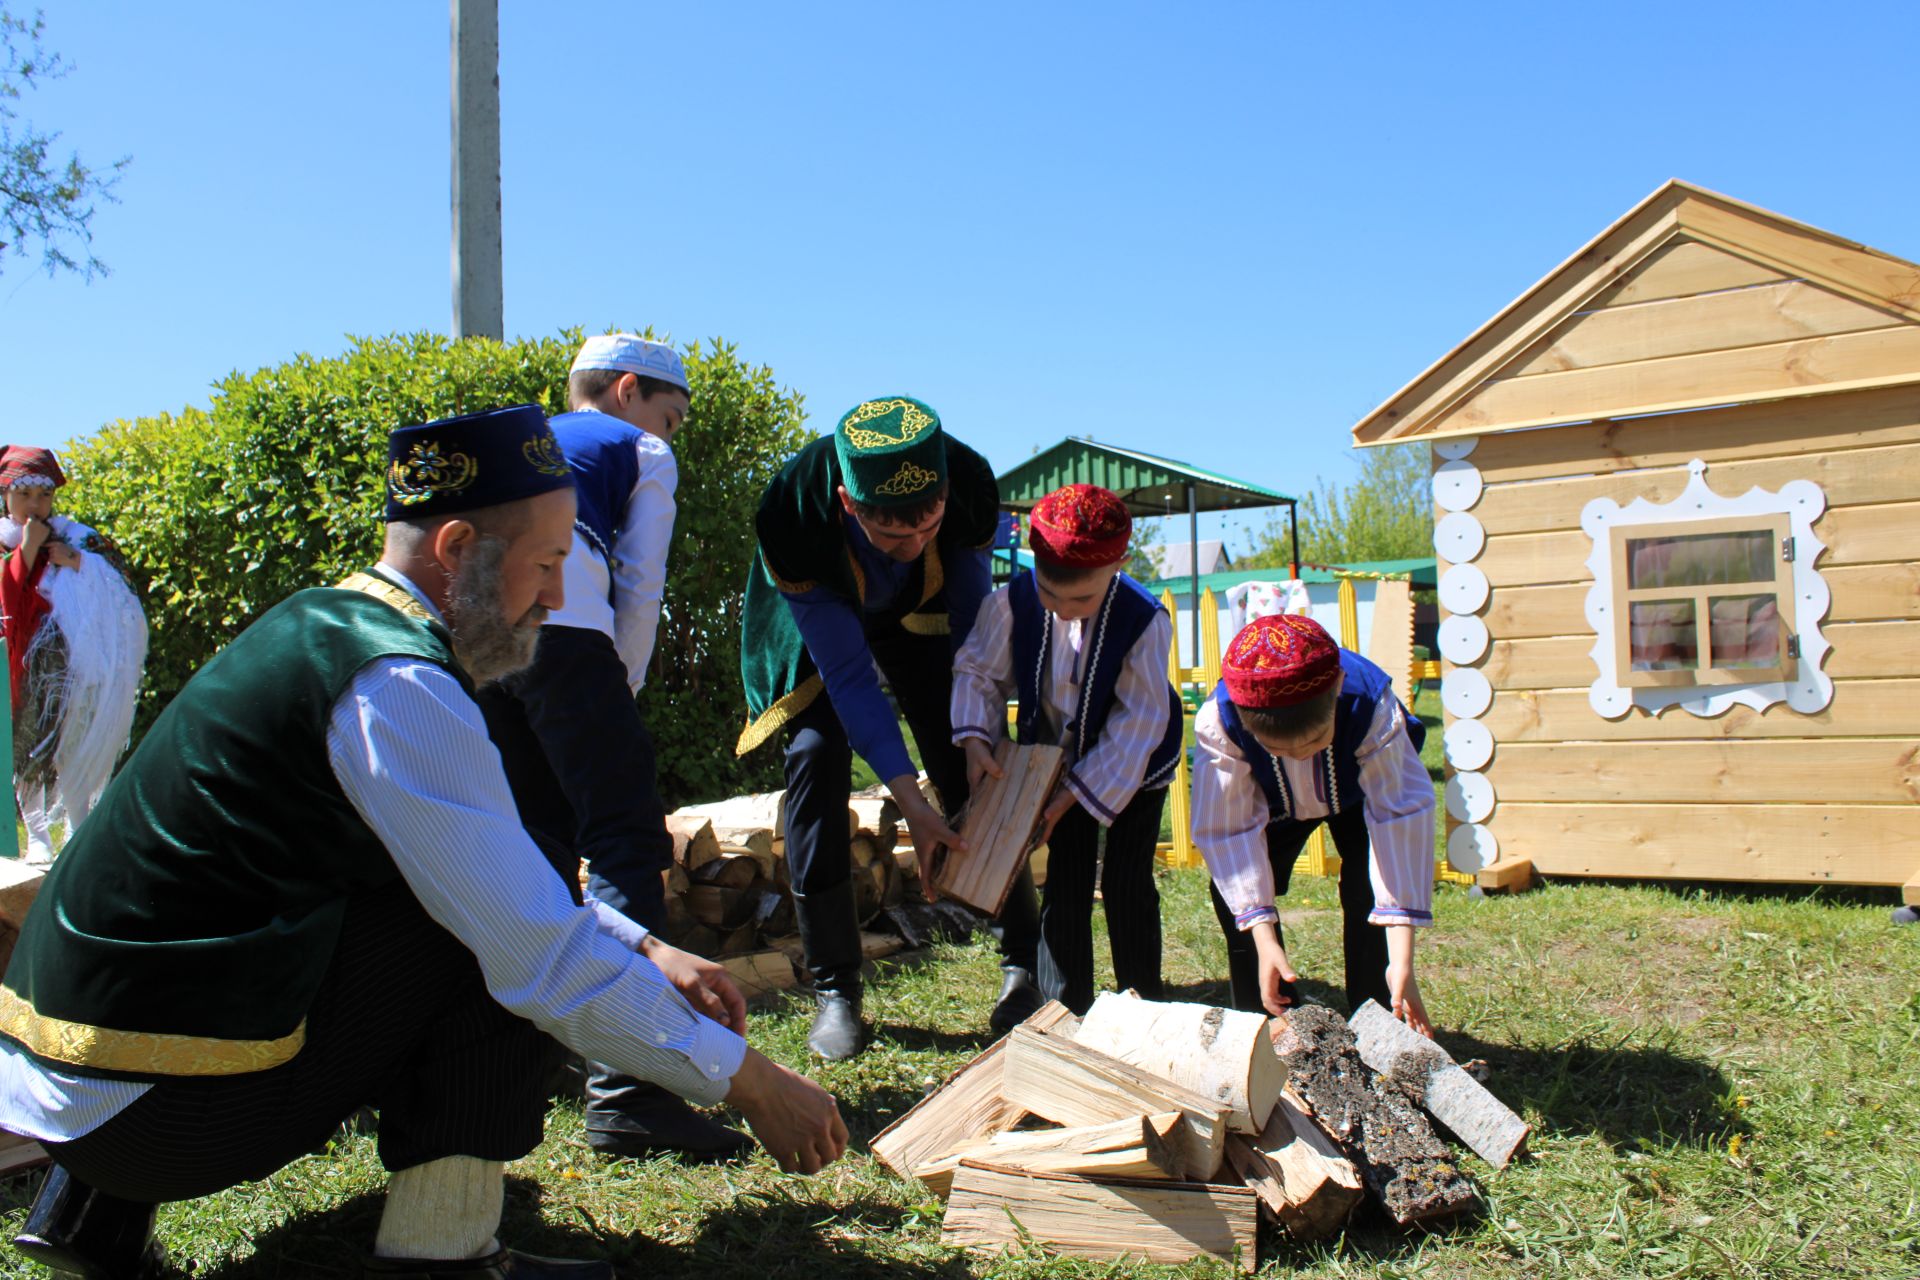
[871,1001,1078,1193]
[0,861,45,931]
[1076,993,1285,1135]
[675,792,785,838]
[859,931,904,962]
[1475,856,1537,895]
[720,949,798,999]
[1273,1006,1475,1225]
[943,1160,1257,1272]
[683,884,763,932]
[921,1112,1182,1190]
[690,854,762,891]
[1001,1024,1229,1180]
[1225,1089,1362,1239]
[933,741,1066,916]
[1348,1000,1531,1170]
[0,1132,48,1178]
[664,815,721,872]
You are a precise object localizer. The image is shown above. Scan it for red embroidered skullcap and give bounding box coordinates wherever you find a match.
[1223,613,1340,708]
[1028,484,1131,567]
[0,446,65,490]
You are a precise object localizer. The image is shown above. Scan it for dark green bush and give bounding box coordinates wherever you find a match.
[59,329,806,805]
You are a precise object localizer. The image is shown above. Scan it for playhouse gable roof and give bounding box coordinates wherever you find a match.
[1352,180,1920,445]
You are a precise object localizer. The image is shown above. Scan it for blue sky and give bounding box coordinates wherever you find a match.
[5,1,1919,554]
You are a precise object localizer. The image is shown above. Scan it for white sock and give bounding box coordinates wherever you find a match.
[373,1156,503,1260]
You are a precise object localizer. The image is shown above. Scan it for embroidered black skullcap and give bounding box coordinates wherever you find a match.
[384,404,574,522]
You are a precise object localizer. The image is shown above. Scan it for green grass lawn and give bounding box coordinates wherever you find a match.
[5,863,1914,1278]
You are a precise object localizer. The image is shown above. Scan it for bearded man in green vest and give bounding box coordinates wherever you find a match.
[0,405,846,1280]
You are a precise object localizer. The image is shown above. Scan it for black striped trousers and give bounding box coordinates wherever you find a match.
[1208,806,1391,1014]
[1036,784,1169,1015]
[46,881,565,1204]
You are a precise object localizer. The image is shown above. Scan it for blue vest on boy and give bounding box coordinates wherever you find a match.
[1213,648,1424,823]
[1008,571,1183,795]
[548,410,642,590]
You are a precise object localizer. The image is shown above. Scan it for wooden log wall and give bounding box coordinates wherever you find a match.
[1438,380,1920,887]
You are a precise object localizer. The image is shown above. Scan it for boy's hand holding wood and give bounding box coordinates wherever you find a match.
[1036,784,1079,848]
[1249,921,1301,1017]
[1384,925,1433,1038]
[962,737,1004,795]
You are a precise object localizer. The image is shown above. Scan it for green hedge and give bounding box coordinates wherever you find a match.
[59,329,807,806]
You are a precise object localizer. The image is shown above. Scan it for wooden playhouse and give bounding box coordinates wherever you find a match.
[1351,180,1920,906]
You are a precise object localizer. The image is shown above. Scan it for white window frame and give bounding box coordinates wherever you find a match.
[1581,459,1833,719]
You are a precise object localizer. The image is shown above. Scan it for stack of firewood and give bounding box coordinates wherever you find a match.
[634,785,977,997]
[872,992,1531,1271]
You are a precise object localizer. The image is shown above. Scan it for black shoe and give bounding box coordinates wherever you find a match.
[807,990,865,1060]
[989,965,1045,1034]
[585,1089,751,1162]
[363,1244,612,1278]
[12,1165,162,1280]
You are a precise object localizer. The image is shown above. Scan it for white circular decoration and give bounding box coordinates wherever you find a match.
[1587,683,1632,718]
[1443,718,1494,771]
[1434,511,1485,563]
[1445,771,1495,823]
[1447,823,1498,873]
[1441,667,1493,719]
[1438,563,1490,615]
[1438,614,1490,664]
[1432,459,1484,513]
[1433,438,1479,460]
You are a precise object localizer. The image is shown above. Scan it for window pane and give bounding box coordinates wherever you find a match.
[1629,599,1698,671]
[1709,594,1783,668]
[1627,530,1774,589]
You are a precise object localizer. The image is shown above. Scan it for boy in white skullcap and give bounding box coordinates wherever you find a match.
[476,335,751,1161]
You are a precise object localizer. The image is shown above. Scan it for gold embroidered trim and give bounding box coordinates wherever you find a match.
[387,440,477,506]
[0,985,306,1077]
[874,460,938,497]
[734,674,825,756]
[337,572,435,625]
[522,435,572,477]
[841,398,934,450]
[920,540,944,606]
[900,613,950,636]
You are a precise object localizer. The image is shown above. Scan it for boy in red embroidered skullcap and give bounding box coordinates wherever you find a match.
[949,484,1183,1014]
[1193,612,1436,1035]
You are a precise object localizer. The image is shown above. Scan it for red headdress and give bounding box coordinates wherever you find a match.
[1027,484,1131,568]
[0,446,66,490]
[1222,613,1340,708]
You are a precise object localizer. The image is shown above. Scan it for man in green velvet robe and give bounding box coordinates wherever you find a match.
[735,396,1042,1060]
[0,405,846,1280]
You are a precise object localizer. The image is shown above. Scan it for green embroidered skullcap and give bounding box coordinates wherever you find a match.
[834,396,949,507]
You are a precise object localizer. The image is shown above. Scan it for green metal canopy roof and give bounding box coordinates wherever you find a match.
[995,439,1295,515]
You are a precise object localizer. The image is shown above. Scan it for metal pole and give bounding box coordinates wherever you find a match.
[1187,482,1200,659]
[1288,499,1300,578]
[451,0,503,340]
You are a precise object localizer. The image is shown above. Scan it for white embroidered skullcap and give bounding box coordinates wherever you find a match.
[569,334,688,392]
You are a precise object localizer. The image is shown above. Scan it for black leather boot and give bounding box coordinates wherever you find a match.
[12,1164,162,1279]
[582,1070,750,1162]
[793,882,865,1060]
[989,964,1045,1034]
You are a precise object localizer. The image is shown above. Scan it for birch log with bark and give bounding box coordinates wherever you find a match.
[1348,999,1530,1169]
[1075,993,1285,1135]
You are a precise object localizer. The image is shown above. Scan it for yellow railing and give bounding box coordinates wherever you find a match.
[1156,575,1465,886]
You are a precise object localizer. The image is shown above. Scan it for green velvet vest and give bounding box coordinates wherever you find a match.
[0,576,465,1079]
[734,434,999,754]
